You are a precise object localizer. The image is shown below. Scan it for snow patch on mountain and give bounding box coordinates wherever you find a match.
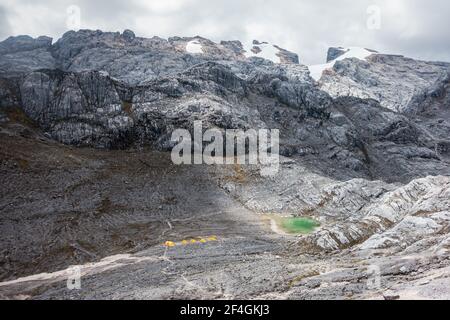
[186,40,203,54]
[244,41,281,63]
[308,47,376,81]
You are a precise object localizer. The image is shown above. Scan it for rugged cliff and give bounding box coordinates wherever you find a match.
[0,30,449,300]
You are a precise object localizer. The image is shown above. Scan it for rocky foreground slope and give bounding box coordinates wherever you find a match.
[0,30,449,299]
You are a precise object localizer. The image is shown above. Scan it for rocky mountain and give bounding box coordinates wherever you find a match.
[0,30,449,300]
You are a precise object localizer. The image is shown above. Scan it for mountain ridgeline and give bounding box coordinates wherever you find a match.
[0,29,449,182]
[1,30,450,299]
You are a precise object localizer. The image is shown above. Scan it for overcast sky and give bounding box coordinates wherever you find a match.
[0,0,449,65]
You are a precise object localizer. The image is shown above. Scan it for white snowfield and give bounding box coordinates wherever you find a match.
[244,41,281,63]
[185,40,203,54]
[308,47,376,81]
[184,40,374,76]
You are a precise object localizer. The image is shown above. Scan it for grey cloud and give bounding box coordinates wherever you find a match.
[1,0,449,64]
[0,5,11,40]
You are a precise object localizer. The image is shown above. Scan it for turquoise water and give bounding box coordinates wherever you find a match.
[280,217,320,234]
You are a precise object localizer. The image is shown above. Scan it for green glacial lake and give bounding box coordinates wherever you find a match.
[279,217,320,234]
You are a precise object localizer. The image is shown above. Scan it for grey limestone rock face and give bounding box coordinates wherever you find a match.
[326,47,349,62]
[319,54,450,114]
[19,69,132,148]
[220,40,246,55]
[0,35,56,76]
[0,78,20,108]
[0,30,450,300]
[0,31,448,182]
[122,29,136,42]
[296,175,450,253]
[0,30,448,179]
[0,35,52,55]
[274,45,300,64]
